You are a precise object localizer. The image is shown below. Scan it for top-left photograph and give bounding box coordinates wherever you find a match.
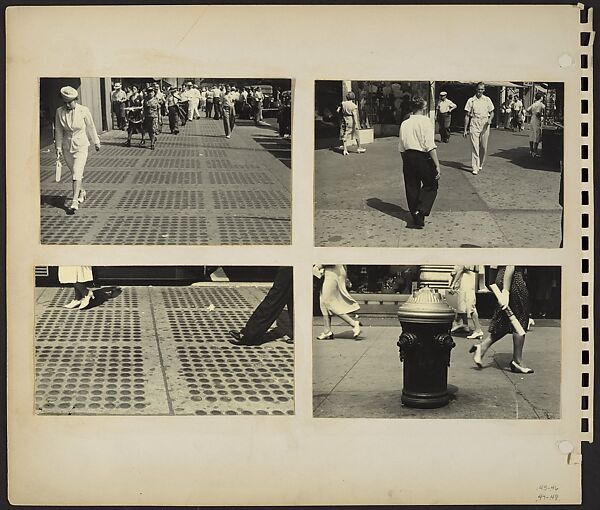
[39,77,292,245]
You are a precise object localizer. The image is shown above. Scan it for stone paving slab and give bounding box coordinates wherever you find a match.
[313,323,560,419]
[315,129,562,248]
[34,284,295,416]
[40,117,291,245]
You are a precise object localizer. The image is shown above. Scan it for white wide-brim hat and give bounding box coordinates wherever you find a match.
[60,86,78,101]
[114,82,122,89]
[439,91,448,96]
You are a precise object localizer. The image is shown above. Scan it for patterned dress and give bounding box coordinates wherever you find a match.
[488,266,529,339]
[143,97,160,136]
[338,100,360,142]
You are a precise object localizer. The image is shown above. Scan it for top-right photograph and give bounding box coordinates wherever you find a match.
[314,80,564,248]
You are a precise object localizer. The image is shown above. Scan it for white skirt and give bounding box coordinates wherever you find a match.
[58,266,93,284]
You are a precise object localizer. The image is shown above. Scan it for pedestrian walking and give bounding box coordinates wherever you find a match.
[278,90,292,138]
[142,87,160,150]
[502,95,513,130]
[124,86,145,147]
[463,82,495,175]
[166,86,184,134]
[398,96,441,229]
[436,91,456,143]
[314,265,362,340]
[221,85,236,138]
[212,84,222,120]
[337,91,366,155]
[228,267,294,346]
[205,87,214,118]
[59,266,94,310]
[448,265,484,339]
[527,92,546,157]
[110,82,127,130]
[153,82,166,133]
[469,266,534,374]
[511,96,524,131]
[187,83,201,121]
[252,86,265,126]
[54,86,101,214]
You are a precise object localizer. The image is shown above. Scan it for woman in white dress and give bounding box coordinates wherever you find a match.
[449,265,483,339]
[527,92,545,157]
[314,265,362,340]
[59,266,94,310]
[337,92,366,156]
[54,86,101,213]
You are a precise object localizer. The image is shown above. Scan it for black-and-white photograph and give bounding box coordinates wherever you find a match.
[35,265,294,415]
[314,80,564,248]
[40,77,292,245]
[312,264,560,419]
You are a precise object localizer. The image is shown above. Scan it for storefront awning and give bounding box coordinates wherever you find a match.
[443,81,524,88]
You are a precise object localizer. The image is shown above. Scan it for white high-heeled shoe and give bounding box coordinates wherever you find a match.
[79,291,93,310]
[352,322,362,338]
[64,299,82,309]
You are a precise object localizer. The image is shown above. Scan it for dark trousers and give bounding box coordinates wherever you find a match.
[213,99,222,119]
[278,106,291,136]
[222,106,235,136]
[168,106,181,133]
[205,99,213,118]
[240,267,293,343]
[112,102,126,129]
[402,150,438,217]
[438,113,451,141]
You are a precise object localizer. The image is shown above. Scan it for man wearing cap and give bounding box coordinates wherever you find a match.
[436,91,457,143]
[211,84,222,120]
[463,82,495,175]
[111,83,127,130]
[54,86,101,213]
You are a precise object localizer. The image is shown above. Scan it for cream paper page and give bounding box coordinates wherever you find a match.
[7,4,592,505]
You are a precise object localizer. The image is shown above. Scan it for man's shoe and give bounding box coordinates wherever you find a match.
[227,330,256,346]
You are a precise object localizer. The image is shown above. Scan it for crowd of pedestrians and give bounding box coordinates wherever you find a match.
[110,80,292,142]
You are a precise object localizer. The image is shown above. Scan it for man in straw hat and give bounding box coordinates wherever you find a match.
[54,85,101,214]
[111,82,127,130]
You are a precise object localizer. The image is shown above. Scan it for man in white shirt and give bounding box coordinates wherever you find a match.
[212,85,222,119]
[511,96,524,131]
[187,83,201,121]
[398,96,441,228]
[110,83,128,130]
[436,91,457,143]
[463,82,495,175]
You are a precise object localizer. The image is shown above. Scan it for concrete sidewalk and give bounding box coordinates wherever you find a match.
[315,128,562,248]
[313,319,560,419]
[35,284,294,415]
[40,117,291,245]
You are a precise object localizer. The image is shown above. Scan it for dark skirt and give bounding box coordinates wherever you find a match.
[143,115,159,136]
[488,267,529,339]
[128,120,144,135]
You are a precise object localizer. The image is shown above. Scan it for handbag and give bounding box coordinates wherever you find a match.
[55,158,62,182]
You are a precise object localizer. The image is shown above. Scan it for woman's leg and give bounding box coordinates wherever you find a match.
[73,283,84,300]
[511,333,526,365]
[321,312,332,332]
[71,179,82,208]
[342,140,348,154]
[337,313,359,328]
[470,308,483,333]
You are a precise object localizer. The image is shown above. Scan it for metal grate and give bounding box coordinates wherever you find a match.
[36,309,142,342]
[132,171,203,185]
[88,147,147,157]
[173,345,294,415]
[206,160,261,170]
[213,190,289,209]
[216,217,291,245]
[79,171,129,185]
[140,158,202,169]
[116,190,205,209]
[35,344,149,413]
[208,171,274,186]
[41,216,98,244]
[41,190,116,209]
[158,287,253,309]
[203,148,228,158]
[94,215,209,245]
[150,148,201,158]
[86,158,138,168]
[164,310,249,343]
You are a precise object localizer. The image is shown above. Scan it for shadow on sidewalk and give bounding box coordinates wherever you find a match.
[439,160,472,173]
[366,197,412,225]
[41,194,70,214]
[252,134,291,169]
[82,286,123,311]
[490,146,561,172]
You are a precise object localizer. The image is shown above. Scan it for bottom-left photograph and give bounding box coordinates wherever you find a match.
[34,265,294,416]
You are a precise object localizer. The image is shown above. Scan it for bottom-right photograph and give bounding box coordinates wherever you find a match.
[312,264,561,419]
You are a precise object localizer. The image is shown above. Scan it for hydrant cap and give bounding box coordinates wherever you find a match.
[397,286,456,324]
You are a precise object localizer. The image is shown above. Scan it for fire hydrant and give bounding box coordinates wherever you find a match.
[397,286,456,408]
